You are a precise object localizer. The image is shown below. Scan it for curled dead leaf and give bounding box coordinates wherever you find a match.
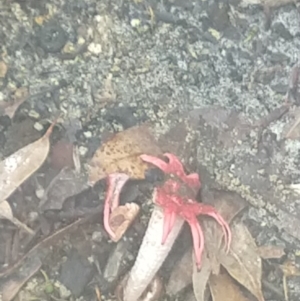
[0,119,57,202]
[219,222,265,301]
[193,249,211,301]
[109,202,140,242]
[88,125,162,185]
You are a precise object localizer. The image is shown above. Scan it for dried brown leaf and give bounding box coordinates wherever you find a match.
[209,271,251,301]
[192,249,211,301]
[219,222,265,301]
[88,125,162,185]
[0,120,56,202]
[258,245,285,259]
[0,200,34,234]
[192,190,247,301]
[202,190,247,273]
[109,202,140,242]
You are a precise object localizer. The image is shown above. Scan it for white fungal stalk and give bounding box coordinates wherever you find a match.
[122,205,184,301]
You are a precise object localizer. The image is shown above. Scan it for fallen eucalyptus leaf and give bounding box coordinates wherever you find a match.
[219,222,265,301]
[209,271,250,301]
[0,200,34,234]
[0,120,56,202]
[193,250,211,301]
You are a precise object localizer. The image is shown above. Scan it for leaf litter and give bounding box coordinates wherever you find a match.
[193,222,265,301]
[209,270,250,301]
[0,120,289,300]
[0,218,90,301]
[192,190,249,301]
[218,222,265,301]
[167,190,248,300]
[0,256,42,301]
[0,124,162,298]
[88,124,162,240]
[0,118,58,202]
[0,118,58,233]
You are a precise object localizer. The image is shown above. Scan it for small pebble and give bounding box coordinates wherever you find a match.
[78,145,88,156]
[77,37,85,45]
[63,42,75,54]
[92,231,103,243]
[88,42,102,55]
[28,211,38,222]
[35,187,45,199]
[54,281,72,299]
[33,122,44,131]
[130,19,140,28]
[83,131,92,138]
[28,110,40,119]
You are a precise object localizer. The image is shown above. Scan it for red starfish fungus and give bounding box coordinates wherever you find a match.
[140,153,231,268]
[103,173,130,239]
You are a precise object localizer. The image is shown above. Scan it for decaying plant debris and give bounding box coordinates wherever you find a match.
[0,116,299,301]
